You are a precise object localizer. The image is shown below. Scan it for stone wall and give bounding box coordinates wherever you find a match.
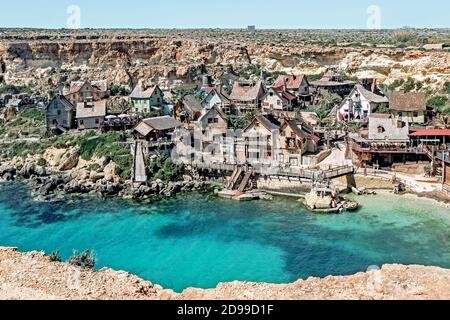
[256,176,313,193]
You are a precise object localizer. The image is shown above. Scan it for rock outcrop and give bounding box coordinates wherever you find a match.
[1,247,450,300]
[1,29,449,93]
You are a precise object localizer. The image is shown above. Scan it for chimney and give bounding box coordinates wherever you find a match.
[371,79,377,93]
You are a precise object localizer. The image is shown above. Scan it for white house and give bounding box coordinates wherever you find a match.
[337,84,389,122]
[201,88,231,113]
[261,87,296,113]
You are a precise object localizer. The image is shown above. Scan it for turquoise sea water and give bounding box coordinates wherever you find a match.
[1,182,450,292]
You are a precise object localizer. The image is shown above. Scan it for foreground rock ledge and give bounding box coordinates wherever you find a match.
[1,247,450,300]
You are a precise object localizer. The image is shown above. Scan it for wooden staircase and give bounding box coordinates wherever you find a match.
[238,171,253,193]
[227,166,243,190]
[227,165,254,192]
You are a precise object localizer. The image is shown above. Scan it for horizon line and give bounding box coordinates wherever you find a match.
[2,27,450,31]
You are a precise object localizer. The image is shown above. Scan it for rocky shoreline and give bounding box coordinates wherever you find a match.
[0,148,215,202]
[1,247,450,300]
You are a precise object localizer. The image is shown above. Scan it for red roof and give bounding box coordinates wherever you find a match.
[204,85,214,93]
[312,135,321,143]
[274,75,306,90]
[281,91,296,101]
[409,129,450,137]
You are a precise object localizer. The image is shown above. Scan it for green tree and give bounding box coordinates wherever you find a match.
[110,84,131,96]
[428,96,449,109]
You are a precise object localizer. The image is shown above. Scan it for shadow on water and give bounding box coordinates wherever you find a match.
[153,195,450,280]
[2,181,450,285]
[0,182,131,228]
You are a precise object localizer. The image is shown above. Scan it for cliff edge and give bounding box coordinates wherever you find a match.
[1,247,450,300]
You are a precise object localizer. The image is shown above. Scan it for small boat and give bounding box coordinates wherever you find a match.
[341,200,359,212]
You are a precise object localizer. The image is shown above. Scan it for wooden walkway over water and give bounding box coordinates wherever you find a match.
[191,162,354,181]
[132,141,148,184]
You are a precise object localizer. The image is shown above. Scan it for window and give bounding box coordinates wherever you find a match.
[95,119,100,125]
[80,120,84,125]
[413,112,419,117]
[57,110,61,116]
[52,119,57,125]
[377,126,385,133]
[398,112,403,117]
[277,100,281,106]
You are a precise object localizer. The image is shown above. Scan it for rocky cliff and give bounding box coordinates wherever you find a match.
[0,29,449,93]
[1,247,450,300]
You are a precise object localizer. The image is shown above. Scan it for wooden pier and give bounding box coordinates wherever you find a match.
[191,162,354,181]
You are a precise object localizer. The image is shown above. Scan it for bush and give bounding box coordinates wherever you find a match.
[229,112,255,130]
[77,131,132,179]
[20,108,45,122]
[443,82,450,95]
[37,158,47,167]
[403,80,414,92]
[0,84,34,95]
[110,84,131,96]
[388,79,405,91]
[239,64,262,80]
[49,251,62,262]
[428,96,449,108]
[88,163,101,172]
[148,156,184,182]
[68,250,96,269]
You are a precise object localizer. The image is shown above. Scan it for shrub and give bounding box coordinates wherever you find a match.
[49,251,62,262]
[110,84,131,96]
[307,73,324,82]
[88,163,101,172]
[37,158,47,167]
[0,84,33,95]
[77,131,132,179]
[148,156,184,182]
[403,78,416,92]
[443,82,450,95]
[20,108,45,122]
[428,96,449,109]
[388,79,405,91]
[239,64,262,80]
[68,250,96,269]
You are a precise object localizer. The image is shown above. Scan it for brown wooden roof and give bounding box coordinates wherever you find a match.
[389,90,426,112]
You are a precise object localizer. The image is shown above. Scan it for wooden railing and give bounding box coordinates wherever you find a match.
[191,161,354,180]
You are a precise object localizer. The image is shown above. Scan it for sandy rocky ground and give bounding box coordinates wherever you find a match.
[1,29,450,93]
[1,247,450,300]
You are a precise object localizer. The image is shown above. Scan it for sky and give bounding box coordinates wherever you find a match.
[1,0,449,29]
